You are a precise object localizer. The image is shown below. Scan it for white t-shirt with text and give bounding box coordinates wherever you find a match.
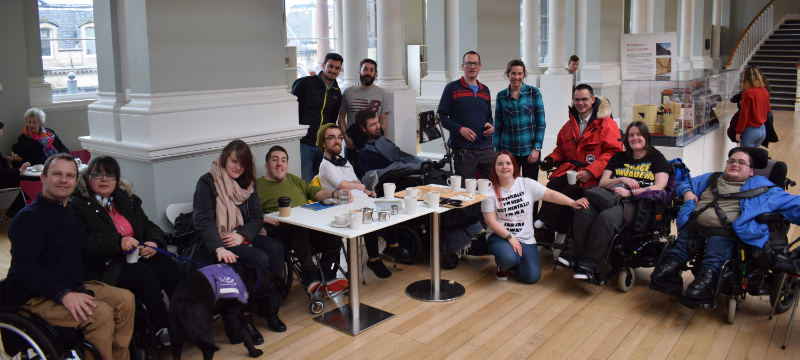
[480,177,547,244]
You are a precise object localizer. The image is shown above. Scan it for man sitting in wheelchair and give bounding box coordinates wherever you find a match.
[650,147,800,303]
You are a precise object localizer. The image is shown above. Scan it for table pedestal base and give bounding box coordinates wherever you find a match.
[313,304,395,336]
[406,280,466,302]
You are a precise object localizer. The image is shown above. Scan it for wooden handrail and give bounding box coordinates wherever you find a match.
[724,0,774,68]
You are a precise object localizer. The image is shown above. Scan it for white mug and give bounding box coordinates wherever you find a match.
[334,212,349,225]
[406,187,422,199]
[447,175,462,191]
[477,179,493,195]
[126,247,140,264]
[464,179,477,194]
[404,196,418,215]
[425,191,440,210]
[349,209,363,229]
[566,170,578,185]
[383,183,396,199]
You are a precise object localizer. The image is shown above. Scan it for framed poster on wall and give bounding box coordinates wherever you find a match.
[621,33,678,79]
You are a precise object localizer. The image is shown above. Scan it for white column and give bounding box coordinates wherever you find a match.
[315,0,330,68]
[631,0,648,34]
[544,0,568,75]
[444,0,461,81]
[678,0,693,70]
[334,0,343,54]
[711,0,721,68]
[341,0,368,88]
[376,0,407,91]
[522,0,541,78]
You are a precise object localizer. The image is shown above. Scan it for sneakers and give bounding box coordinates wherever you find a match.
[324,277,349,297]
[495,267,509,281]
[573,265,596,283]
[557,256,573,269]
[155,328,170,347]
[367,258,392,279]
[302,273,321,294]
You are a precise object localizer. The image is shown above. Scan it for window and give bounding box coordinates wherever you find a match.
[83,26,96,56]
[285,0,337,78]
[539,0,548,64]
[40,28,52,57]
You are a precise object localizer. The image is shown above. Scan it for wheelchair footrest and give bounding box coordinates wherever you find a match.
[679,296,716,310]
[649,277,683,297]
[536,241,564,250]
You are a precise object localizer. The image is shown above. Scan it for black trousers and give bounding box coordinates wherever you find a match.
[227,234,285,277]
[364,229,397,259]
[570,202,637,271]
[452,145,495,185]
[115,253,183,330]
[537,175,584,233]
[271,223,342,279]
[514,154,540,218]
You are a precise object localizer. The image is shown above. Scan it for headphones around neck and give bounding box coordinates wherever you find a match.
[94,194,113,211]
[325,154,348,167]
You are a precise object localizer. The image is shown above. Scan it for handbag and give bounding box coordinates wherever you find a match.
[584,186,621,211]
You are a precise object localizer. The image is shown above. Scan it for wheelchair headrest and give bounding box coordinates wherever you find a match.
[754,159,787,188]
[728,147,768,170]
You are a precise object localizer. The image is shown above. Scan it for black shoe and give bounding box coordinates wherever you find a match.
[684,268,717,299]
[651,257,683,281]
[441,250,459,270]
[242,315,264,345]
[265,314,286,333]
[573,265,597,283]
[366,258,392,279]
[382,245,406,261]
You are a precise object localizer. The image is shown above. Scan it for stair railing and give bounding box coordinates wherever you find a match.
[795,57,799,111]
[724,1,774,70]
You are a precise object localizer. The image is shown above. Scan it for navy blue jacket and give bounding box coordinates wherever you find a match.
[5,194,83,307]
[437,77,493,149]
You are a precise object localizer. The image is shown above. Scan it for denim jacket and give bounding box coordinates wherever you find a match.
[493,83,546,156]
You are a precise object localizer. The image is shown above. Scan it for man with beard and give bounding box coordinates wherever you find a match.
[356,110,423,176]
[291,53,343,182]
[316,123,403,278]
[338,59,390,160]
[650,147,800,301]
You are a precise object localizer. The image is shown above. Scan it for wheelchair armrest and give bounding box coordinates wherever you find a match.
[755,212,785,223]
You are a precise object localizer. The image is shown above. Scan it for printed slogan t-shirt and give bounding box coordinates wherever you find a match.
[481,177,547,244]
[604,149,672,189]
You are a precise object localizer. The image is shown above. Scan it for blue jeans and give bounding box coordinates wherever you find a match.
[487,233,541,284]
[739,124,766,148]
[300,143,324,183]
[666,227,736,276]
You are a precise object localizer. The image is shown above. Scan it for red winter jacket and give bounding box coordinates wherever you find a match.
[545,96,623,188]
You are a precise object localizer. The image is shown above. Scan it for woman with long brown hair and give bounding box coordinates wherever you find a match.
[193,140,286,343]
[735,66,771,147]
[481,151,587,284]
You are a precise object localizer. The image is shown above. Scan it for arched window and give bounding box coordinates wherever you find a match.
[39,24,57,59]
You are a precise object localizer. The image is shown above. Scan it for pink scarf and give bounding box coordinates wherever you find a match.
[209,158,266,238]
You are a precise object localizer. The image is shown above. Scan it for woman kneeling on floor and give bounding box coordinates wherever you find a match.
[482,151,588,283]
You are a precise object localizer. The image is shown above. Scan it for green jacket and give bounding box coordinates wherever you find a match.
[71,172,166,286]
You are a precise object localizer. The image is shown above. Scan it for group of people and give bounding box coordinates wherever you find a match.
[2,47,791,360]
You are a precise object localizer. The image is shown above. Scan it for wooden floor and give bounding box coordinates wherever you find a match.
[2,111,800,360]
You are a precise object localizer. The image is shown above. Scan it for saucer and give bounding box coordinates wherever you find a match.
[330,221,350,228]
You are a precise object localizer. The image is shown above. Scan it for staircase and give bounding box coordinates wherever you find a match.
[746,19,800,112]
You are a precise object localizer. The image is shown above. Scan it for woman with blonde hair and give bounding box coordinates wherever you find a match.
[734,66,770,147]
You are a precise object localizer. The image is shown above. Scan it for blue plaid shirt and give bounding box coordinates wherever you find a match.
[493,83,546,156]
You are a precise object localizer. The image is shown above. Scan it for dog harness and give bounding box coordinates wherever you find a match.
[198,264,249,306]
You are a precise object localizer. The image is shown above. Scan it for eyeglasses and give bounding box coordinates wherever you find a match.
[325,136,345,142]
[462,62,482,68]
[725,159,750,167]
[573,97,592,103]
[90,173,117,180]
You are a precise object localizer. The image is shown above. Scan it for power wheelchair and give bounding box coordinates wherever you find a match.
[649,149,798,324]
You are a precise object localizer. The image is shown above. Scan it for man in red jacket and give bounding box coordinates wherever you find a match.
[535,84,623,239]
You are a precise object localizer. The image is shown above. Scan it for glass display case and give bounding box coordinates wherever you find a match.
[621,69,737,147]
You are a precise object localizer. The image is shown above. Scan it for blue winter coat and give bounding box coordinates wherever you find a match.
[675,172,800,248]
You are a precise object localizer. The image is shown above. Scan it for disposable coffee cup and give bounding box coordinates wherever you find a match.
[277,197,291,217]
[383,183,396,199]
[126,247,140,264]
[566,170,578,185]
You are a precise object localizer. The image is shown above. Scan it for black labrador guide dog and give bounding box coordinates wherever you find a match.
[168,262,284,360]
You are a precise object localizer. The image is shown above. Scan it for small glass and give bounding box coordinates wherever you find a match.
[338,189,351,204]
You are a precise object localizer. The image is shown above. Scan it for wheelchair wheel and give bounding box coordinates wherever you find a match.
[282,254,294,303]
[392,224,424,264]
[769,273,796,314]
[618,267,635,292]
[310,300,324,314]
[0,312,62,360]
[727,296,737,324]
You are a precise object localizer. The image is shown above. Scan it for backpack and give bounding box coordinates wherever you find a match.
[669,158,691,183]
[168,211,210,275]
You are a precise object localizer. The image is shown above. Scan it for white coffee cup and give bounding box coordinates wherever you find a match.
[425,191,440,210]
[334,212,349,225]
[349,209,363,229]
[447,175,462,191]
[477,179,492,195]
[126,247,140,264]
[464,179,477,194]
[406,187,422,199]
[566,170,578,185]
[404,196,418,215]
[33,164,44,172]
[383,183,396,199]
